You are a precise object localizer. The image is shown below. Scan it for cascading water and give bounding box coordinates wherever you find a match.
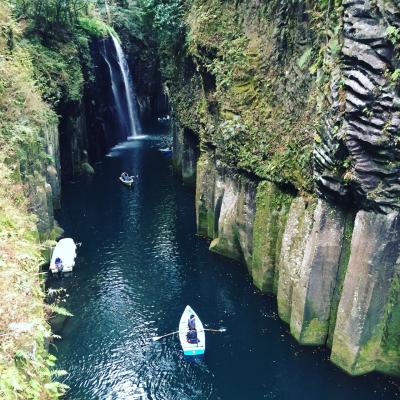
[110,34,141,138]
[100,35,141,139]
[100,41,127,139]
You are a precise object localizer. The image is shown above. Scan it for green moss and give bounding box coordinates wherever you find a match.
[294,318,329,345]
[251,181,292,293]
[209,237,242,261]
[22,39,84,105]
[327,212,355,348]
[354,333,382,375]
[277,297,291,325]
[160,0,323,192]
[377,272,400,375]
[78,16,116,38]
[330,338,360,375]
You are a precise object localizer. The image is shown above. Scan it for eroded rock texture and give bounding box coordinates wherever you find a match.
[175,0,400,378]
[331,210,400,375]
[315,0,400,213]
[195,149,400,375]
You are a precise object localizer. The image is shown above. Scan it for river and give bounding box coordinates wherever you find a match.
[50,122,399,399]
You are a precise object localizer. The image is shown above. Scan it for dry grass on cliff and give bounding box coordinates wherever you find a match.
[0,164,59,398]
[0,165,42,336]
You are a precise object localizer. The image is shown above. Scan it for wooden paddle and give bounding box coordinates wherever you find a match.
[200,328,227,333]
[152,331,179,341]
[152,327,226,341]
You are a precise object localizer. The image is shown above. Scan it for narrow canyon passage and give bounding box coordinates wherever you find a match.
[50,123,399,400]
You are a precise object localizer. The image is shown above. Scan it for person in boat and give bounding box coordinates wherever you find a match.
[121,172,130,181]
[55,257,63,277]
[188,314,196,331]
[187,329,199,344]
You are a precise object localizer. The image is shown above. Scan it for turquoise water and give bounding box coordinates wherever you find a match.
[51,123,399,399]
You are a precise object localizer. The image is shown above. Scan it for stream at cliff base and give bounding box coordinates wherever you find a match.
[50,122,400,400]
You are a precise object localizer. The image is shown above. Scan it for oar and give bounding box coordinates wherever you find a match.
[152,327,226,341]
[152,330,180,341]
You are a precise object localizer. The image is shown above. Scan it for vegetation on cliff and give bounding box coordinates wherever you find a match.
[0,2,65,396]
[0,0,115,397]
[184,0,400,378]
[154,0,343,193]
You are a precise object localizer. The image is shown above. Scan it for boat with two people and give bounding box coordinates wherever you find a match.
[119,172,135,187]
[179,305,206,356]
[152,305,226,357]
[50,238,78,277]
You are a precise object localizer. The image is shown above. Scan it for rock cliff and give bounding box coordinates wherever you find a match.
[167,0,400,376]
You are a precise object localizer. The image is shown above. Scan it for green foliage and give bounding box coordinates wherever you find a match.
[298,47,313,69]
[163,0,320,191]
[386,26,400,45]
[46,304,74,317]
[22,38,84,105]
[0,3,77,398]
[391,69,400,83]
[152,0,184,47]
[78,15,115,38]
[11,0,88,37]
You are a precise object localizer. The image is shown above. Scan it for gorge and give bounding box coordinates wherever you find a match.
[1,0,400,398]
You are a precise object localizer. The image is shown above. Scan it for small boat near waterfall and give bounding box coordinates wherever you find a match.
[178,305,206,356]
[158,147,172,157]
[50,238,78,274]
[119,176,134,187]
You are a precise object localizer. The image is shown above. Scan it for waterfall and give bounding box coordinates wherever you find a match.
[100,35,141,139]
[100,41,127,139]
[110,34,141,138]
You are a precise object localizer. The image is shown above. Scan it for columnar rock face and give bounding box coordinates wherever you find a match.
[195,151,400,376]
[209,169,257,267]
[24,121,62,238]
[251,182,292,293]
[44,122,61,209]
[170,0,400,378]
[289,200,346,345]
[197,149,257,264]
[172,123,200,186]
[331,210,400,375]
[276,197,315,325]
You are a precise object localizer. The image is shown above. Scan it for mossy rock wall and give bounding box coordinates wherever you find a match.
[164,0,400,379]
[331,210,400,376]
[251,181,292,293]
[194,150,400,376]
[289,199,346,345]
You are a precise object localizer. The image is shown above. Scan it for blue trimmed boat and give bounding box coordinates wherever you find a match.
[119,176,134,187]
[178,305,206,356]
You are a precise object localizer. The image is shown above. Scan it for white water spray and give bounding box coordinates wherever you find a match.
[100,41,126,135]
[110,34,141,137]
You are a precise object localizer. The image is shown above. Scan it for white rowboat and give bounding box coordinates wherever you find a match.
[119,176,134,186]
[178,305,206,356]
[50,238,77,274]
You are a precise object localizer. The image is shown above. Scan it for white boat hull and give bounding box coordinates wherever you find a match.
[119,176,134,186]
[178,305,206,356]
[50,238,77,273]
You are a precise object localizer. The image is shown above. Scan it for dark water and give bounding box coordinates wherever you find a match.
[51,123,399,400]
